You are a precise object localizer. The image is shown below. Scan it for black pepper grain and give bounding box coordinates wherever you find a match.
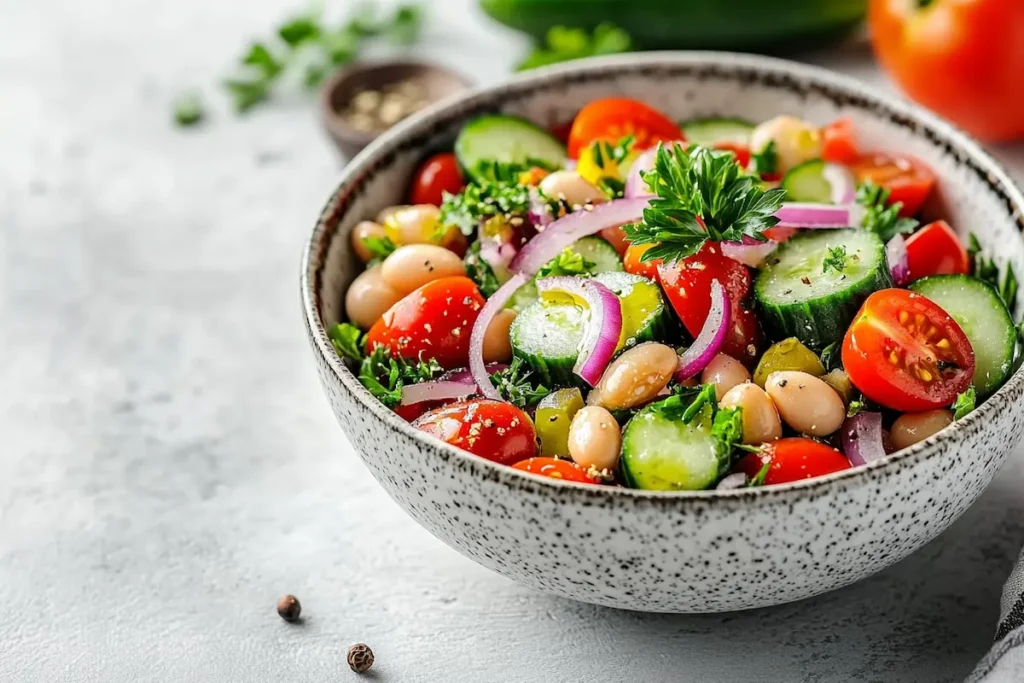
[347,643,375,674]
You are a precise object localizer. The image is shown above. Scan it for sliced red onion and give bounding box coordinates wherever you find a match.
[624,147,659,199]
[886,233,910,286]
[823,163,856,204]
[674,279,731,382]
[479,238,516,284]
[401,364,508,406]
[721,236,778,268]
[774,203,862,229]
[528,188,555,228]
[536,276,623,386]
[510,197,650,275]
[469,273,530,400]
[841,412,887,466]
[716,473,748,490]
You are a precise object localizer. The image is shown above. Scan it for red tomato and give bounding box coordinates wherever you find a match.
[549,119,575,144]
[567,98,684,159]
[849,153,937,217]
[657,243,761,365]
[737,438,852,486]
[512,457,598,484]
[714,142,751,169]
[599,225,631,256]
[820,118,859,164]
[394,400,443,423]
[413,399,537,465]
[623,243,661,280]
[842,289,975,412]
[409,153,464,207]
[905,220,970,280]
[763,226,798,243]
[869,0,1024,142]
[366,276,485,369]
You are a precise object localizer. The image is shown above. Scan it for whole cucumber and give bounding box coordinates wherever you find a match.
[480,0,866,52]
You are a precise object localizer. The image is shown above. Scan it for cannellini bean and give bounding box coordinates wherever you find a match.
[764,370,845,436]
[345,266,402,329]
[568,406,621,472]
[351,220,388,263]
[383,204,457,247]
[749,115,822,174]
[375,205,410,225]
[539,171,607,208]
[701,353,752,401]
[720,383,782,445]
[891,409,954,450]
[483,309,516,363]
[593,343,679,411]
[380,244,466,296]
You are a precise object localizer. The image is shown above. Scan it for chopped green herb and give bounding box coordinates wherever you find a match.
[819,342,841,373]
[651,383,717,423]
[464,241,504,298]
[597,177,626,199]
[750,141,778,177]
[537,248,596,279]
[329,322,365,362]
[846,398,864,418]
[711,406,744,464]
[589,135,635,170]
[173,91,205,127]
[516,23,631,72]
[622,144,786,265]
[358,346,443,409]
[822,245,848,275]
[362,235,397,261]
[952,386,976,420]
[438,177,531,237]
[746,460,771,487]
[969,231,1019,315]
[856,181,919,243]
[490,358,551,408]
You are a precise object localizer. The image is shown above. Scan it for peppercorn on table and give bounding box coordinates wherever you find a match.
[3,1,1024,682]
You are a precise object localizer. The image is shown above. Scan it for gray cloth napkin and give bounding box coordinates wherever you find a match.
[968,547,1024,682]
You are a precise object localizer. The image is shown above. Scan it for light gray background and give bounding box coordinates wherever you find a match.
[3,1,1024,681]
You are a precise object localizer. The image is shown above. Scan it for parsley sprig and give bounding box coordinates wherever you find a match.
[464,242,504,298]
[536,248,596,279]
[952,386,976,420]
[750,141,778,177]
[622,144,786,264]
[438,173,532,237]
[329,322,365,362]
[856,181,918,242]
[822,246,848,275]
[363,235,397,264]
[516,23,631,72]
[359,346,444,409]
[968,233,1019,316]
[490,358,551,408]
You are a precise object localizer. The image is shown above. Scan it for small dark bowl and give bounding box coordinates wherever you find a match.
[321,59,473,159]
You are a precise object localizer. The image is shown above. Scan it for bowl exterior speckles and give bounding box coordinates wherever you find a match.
[302,53,1024,613]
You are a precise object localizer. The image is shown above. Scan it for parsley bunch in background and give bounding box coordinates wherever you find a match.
[517,23,631,72]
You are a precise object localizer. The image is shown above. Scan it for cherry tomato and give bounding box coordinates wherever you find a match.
[849,153,937,217]
[714,142,751,169]
[549,119,575,144]
[905,220,970,280]
[657,243,762,365]
[567,98,684,159]
[409,153,464,207]
[763,226,798,243]
[394,400,443,423]
[623,243,661,280]
[737,438,852,486]
[413,399,537,465]
[599,225,631,256]
[366,276,485,369]
[821,118,859,164]
[842,289,975,412]
[512,457,598,484]
[869,0,1024,142]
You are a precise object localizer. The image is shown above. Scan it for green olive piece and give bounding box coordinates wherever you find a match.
[753,337,826,387]
[535,388,585,458]
[821,368,855,404]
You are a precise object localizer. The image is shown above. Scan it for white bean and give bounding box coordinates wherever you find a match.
[351,220,388,263]
[568,406,621,472]
[749,115,822,174]
[593,343,679,411]
[720,383,782,445]
[701,354,752,401]
[380,244,466,296]
[891,410,954,450]
[345,267,402,329]
[765,370,845,436]
[539,171,607,208]
[482,309,516,364]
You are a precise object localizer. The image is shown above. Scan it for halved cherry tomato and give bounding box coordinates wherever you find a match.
[714,142,751,169]
[409,153,464,207]
[905,220,970,280]
[512,457,598,484]
[413,399,537,465]
[842,289,975,412]
[820,118,859,164]
[394,400,443,423]
[366,276,485,369]
[549,119,575,144]
[598,225,631,256]
[567,98,684,159]
[763,226,798,243]
[623,242,661,280]
[737,438,852,486]
[848,153,937,217]
[657,243,762,365]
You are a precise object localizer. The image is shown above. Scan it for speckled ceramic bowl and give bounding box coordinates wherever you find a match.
[302,53,1024,613]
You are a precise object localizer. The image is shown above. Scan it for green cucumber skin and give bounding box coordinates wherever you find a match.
[755,230,892,351]
[480,0,866,51]
[621,406,723,491]
[781,159,831,203]
[909,275,1016,396]
[454,114,566,182]
[680,117,755,146]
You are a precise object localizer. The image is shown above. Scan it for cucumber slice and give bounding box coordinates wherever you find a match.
[755,229,892,350]
[780,159,832,203]
[510,271,670,385]
[506,236,624,312]
[909,275,1016,396]
[455,114,567,182]
[680,117,755,147]
[621,405,723,491]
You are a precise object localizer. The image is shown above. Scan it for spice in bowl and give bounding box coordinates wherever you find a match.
[341,78,433,133]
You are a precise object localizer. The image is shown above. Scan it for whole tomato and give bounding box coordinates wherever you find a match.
[413,399,537,465]
[869,0,1024,141]
[409,153,464,206]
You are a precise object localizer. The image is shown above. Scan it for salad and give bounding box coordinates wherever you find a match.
[330,97,1021,491]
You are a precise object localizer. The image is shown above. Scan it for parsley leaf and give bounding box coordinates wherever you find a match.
[650,383,717,422]
[711,406,744,464]
[388,5,423,45]
[173,91,205,127]
[952,386,976,420]
[438,177,532,236]
[622,144,786,264]
[536,248,596,279]
[329,323,365,362]
[490,358,551,408]
[464,241,503,298]
[857,181,919,242]
[362,235,397,262]
[969,232,1018,315]
[847,398,864,418]
[746,460,771,487]
[516,23,632,71]
[589,135,635,170]
[358,346,443,409]
[750,141,778,177]
[822,245,848,274]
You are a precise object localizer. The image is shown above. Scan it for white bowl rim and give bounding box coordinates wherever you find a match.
[302,51,1024,505]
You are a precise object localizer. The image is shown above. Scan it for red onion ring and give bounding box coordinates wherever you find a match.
[886,234,911,286]
[468,273,530,400]
[841,412,887,466]
[720,236,779,268]
[536,277,623,386]
[624,146,659,199]
[823,163,856,204]
[774,202,862,229]
[674,279,731,382]
[400,364,508,406]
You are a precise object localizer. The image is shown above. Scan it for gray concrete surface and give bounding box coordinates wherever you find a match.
[3,1,1024,681]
